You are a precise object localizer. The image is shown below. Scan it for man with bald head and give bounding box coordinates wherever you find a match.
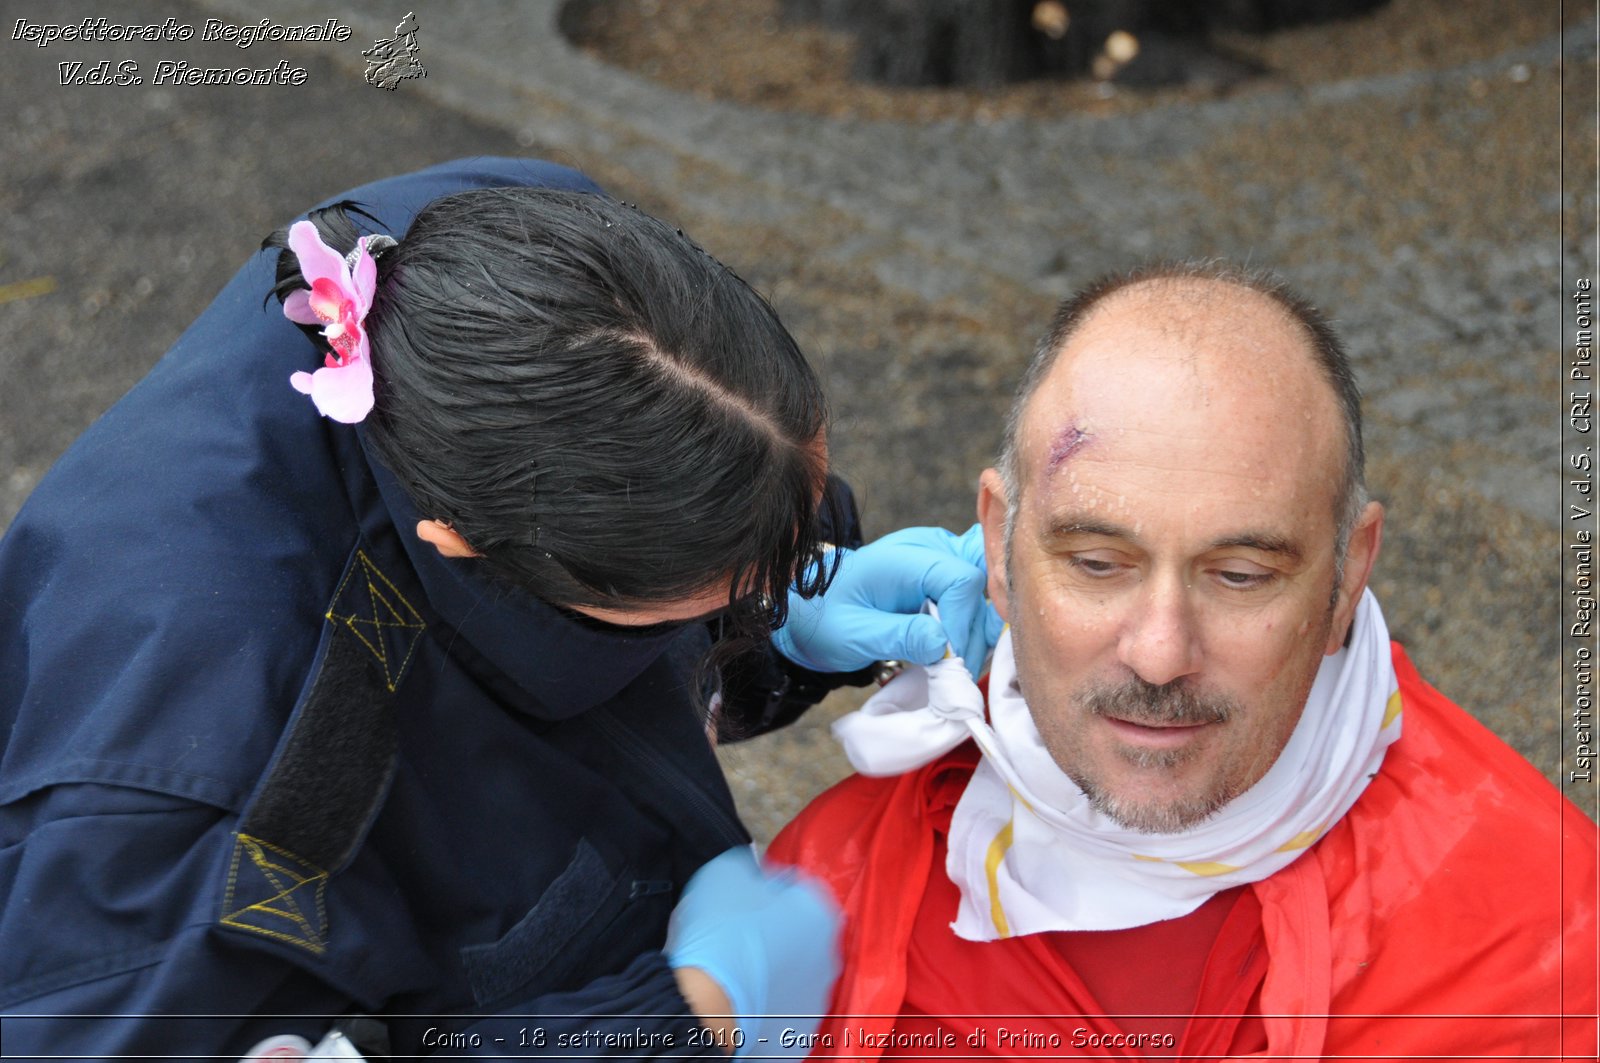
[983,268,1378,838]
[770,263,1596,1059]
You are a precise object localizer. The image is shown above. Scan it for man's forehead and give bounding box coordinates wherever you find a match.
[1027,285,1331,450]
[1012,282,1349,533]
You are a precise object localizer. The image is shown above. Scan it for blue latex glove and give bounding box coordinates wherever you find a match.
[773,523,1003,671]
[665,847,841,1058]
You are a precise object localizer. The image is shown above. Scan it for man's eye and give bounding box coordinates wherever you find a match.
[1069,556,1121,577]
[1216,569,1271,589]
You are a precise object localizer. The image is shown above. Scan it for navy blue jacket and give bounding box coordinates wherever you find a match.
[0,159,851,1058]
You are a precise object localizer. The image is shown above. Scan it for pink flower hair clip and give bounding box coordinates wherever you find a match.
[281,221,396,423]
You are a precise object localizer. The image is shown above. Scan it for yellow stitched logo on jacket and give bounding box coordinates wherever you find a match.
[220,834,329,954]
[326,549,425,693]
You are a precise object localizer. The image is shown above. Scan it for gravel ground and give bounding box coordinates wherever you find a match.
[569,0,1577,121]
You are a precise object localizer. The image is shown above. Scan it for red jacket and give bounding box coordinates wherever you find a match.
[770,645,1598,1059]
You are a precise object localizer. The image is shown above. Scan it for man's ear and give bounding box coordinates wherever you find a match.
[416,519,480,559]
[977,468,1012,624]
[1325,500,1384,655]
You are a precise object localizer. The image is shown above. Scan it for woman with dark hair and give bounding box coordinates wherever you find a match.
[0,159,992,1059]
[274,185,835,630]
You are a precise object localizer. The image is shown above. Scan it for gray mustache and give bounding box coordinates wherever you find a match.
[1082,678,1236,726]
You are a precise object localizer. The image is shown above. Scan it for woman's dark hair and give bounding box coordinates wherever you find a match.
[266,187,833,634]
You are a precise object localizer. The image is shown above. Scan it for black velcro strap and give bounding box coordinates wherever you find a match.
[237,545,422,874]
[238,628,399,873]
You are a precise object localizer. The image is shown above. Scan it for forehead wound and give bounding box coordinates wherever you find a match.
[1044,423,1092,472]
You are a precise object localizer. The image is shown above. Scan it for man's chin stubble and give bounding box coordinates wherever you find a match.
[1086,785,1233,834]
[1062,750,1237,834]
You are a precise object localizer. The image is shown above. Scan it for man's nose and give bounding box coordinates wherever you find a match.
[1115,573,1201,687]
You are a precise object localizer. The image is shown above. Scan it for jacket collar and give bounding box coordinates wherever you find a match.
[360,433,690,719]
